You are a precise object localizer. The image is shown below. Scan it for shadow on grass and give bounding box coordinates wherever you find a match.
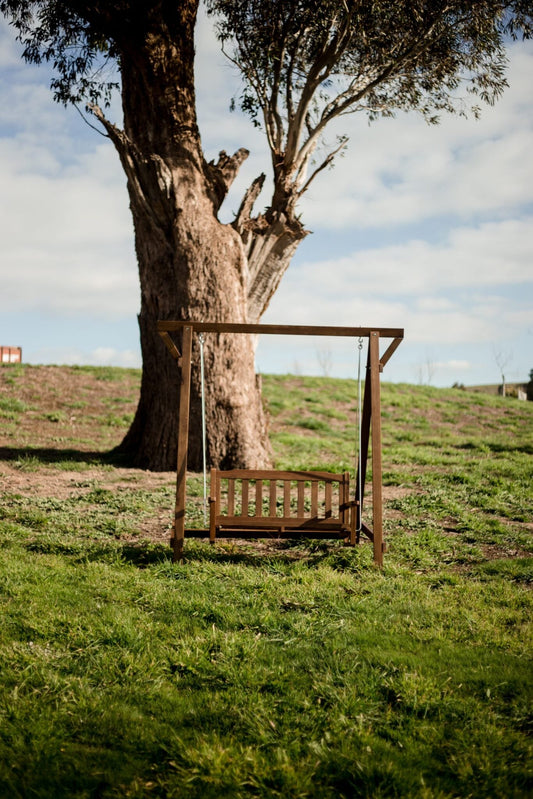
[132,540,371,572]
[25,538,173,566]
[456,441,533,456]
[25,536,371,571]
[136,538,373,572]
[0,445,134,468]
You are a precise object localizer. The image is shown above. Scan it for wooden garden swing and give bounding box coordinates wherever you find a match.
[158,321,403,566]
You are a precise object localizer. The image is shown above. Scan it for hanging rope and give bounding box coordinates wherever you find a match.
[198,333,208,527]
[355,336,364,533]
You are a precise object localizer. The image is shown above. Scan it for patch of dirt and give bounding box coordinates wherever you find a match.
[0,462,175,500]
[0,364,179,543]
[0,364,139,453]
[481,543,532,561]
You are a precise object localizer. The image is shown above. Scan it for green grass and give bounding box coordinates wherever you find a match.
[0,541,530,798]
[41,410,68,423]
[0,362,25,385]
[70,364,141,382]
[0,369,532,797]
[0,396,29,418]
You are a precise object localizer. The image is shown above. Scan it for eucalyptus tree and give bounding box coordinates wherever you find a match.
[1,0,531,470]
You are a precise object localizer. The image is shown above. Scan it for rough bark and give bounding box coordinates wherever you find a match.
[235,202,307,322]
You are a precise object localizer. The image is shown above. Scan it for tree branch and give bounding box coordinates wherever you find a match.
[207,147,250,211]
[290,12,453,187]
[296,136,348,197]
[245,214,307,322]
[87,103,175,233]
[233,173,266,233]
[284,8,356,167]
[86,102,128,151]
[74,103,109,137]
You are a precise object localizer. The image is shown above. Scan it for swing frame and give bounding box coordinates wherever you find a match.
[158,321,403,565]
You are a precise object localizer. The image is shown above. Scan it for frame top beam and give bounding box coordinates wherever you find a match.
[157,321,404,339]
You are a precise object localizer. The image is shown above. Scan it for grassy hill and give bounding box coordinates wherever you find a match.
[0,364,532,798]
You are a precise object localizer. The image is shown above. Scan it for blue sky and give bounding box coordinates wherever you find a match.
[1,7,532,387]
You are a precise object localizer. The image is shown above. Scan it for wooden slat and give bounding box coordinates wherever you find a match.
[340,471,348,524]
[325,482,332,518]
[269,479,277,516]
[227,479,235,516]
[311,481,318,517]
[283,481,291,516]
[241,479,249,517]
[215,470,221,509]
[211,471,352,523]
[297,480,305,517]
[216,516,344,529]
[209,468,217,543]
[187,528,347,540]
[209,469,344,482]
[255,480,263,517]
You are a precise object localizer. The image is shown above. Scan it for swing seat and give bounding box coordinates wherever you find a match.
[208,469,358,544]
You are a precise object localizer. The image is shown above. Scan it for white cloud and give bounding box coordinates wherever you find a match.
[264,215,533,350]
[405,308,495,345]
[274,217,533,304]
[0,18,23,68]
[265,291,497,346]
[0,135,137,317]
[0,82,64,136]
[29,346,141,368]
[89,347,140,367]
[434,360,471,371]
[0,19,137,319]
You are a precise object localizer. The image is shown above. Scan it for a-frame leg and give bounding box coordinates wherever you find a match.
[355,348,372,535]
[172,325,193,562]
[369,331,384,566]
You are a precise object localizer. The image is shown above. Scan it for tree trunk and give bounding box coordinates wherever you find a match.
[92,2,307,471]
[118,154,276,471]
[115,136,274,470]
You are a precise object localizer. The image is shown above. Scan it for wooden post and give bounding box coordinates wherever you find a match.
[356,347,372,530]
[369,331,384,566]
[209,468,217,543]
[172,324,193,562]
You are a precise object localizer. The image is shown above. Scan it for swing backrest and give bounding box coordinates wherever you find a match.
[209,469,353,533]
